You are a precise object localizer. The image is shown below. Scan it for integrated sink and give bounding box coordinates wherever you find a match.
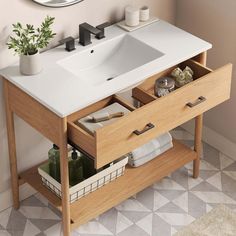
[57,34,164,86]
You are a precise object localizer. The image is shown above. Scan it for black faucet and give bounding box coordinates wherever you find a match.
[95,22,111,39]
[59,37,75,52]
[79,22,110,46]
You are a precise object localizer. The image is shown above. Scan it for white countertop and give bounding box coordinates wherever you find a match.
[0,20,212,117]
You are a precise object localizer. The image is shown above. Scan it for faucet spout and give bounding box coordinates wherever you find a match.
[79,22,101,46]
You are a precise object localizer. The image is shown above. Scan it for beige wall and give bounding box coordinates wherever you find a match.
[176,0,236,143]
[0,0,176,193]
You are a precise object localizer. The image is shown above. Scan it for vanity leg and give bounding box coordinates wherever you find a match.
[193,51,206,179]
[193,114,203,178]
[59,117,71,236]
[4,80,20,209]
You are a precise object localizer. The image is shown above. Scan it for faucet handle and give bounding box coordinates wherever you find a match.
[95,22,111,39]
[59,36,75,52]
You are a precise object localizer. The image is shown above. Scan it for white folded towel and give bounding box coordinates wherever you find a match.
[77,103,130,134]
[131,132,172,161]
[128,141,173,167]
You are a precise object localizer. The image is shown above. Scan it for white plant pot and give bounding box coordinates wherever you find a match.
[20,52,42,75]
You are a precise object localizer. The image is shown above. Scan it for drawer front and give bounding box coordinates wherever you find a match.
[95,63,232,167]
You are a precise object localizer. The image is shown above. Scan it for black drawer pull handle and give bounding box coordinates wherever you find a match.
[133,123,155,135]
[186,96,206,108]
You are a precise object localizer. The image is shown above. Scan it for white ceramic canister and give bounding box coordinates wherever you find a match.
[125,6,140,27]
[140,6,150,22]
[20,52,42,75]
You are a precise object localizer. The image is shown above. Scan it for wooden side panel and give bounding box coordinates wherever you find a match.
[67,122,96,157]
[95,63,232,168]
[6,81,61,145]
[133,87,156,104]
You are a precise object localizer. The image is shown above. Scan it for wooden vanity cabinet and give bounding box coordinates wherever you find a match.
[3,52,232,235]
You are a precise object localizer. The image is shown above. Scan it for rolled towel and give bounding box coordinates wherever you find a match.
[128,141,173,167]
[131,132,172,161]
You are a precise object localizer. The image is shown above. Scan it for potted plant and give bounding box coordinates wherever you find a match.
[7,16,56,75]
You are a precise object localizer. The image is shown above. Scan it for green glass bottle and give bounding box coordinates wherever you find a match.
[81,154,96,179]
[48,144,61,182]
[69,149,84,186]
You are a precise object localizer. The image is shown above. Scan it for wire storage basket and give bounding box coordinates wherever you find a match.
[38,156,128,203]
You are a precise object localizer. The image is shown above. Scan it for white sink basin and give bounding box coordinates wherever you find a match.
[57,34,164,86]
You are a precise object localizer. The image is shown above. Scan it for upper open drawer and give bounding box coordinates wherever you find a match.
[133,59,232,105]
[132,58,232,134]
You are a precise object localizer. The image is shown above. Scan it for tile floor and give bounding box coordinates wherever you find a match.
[1,128,236,236]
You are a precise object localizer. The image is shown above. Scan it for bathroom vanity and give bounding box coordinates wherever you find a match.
[0,21,232,235]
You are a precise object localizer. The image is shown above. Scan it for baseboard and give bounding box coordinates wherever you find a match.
[0,183,36,212]
[181,121,236,161]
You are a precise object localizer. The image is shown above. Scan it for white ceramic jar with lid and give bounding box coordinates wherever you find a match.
[140,6,150,22]
[125,6,140,27]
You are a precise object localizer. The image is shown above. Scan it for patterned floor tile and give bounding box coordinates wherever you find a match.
[21,196,46,208]
[202,143,221,169]
[155,212,195,226]
[188,192,206,218]
[6,230,24,236]
[153,177,185,191]
[0,208,12,229]
[74,221,113,235]
[6,209,27,232]
[205,172,222,191]
[1,128,236,236]
[190,191,236,204]
[115,212,133,234]
[156,190,186,201]
[98,208,118,234]
[157,202,186,214]
[190,181,221,192]
[135,187,156,211]
[29,219,61,232]
[224,162,236,171]
[19,206,60,220]
[219,153,235,170]
[22,220,40,236]
[170,167,189,190]
[115,199,151,213]
[0,230,11,236]
[116,224,149,236]
[172,192,188,212]
[152,191,169,211]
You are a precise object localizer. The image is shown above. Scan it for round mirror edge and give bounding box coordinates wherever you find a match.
[32,0,84,8]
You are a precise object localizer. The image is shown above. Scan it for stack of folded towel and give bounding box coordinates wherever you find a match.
[128,132,173,167]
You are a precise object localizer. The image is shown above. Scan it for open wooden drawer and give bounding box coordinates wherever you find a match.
[68,59,232,169]
[67,92,177,169]
[132,58,232,129]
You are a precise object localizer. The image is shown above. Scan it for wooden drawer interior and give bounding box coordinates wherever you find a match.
[67,95,136,168]
[133,59,214,104]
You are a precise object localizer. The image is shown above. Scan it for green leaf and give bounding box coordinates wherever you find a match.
[7,15,56,55]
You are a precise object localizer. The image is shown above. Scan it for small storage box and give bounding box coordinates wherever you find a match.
[38,156,128,203]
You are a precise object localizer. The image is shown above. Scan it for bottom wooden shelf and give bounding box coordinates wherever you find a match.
[20,140,197,229]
